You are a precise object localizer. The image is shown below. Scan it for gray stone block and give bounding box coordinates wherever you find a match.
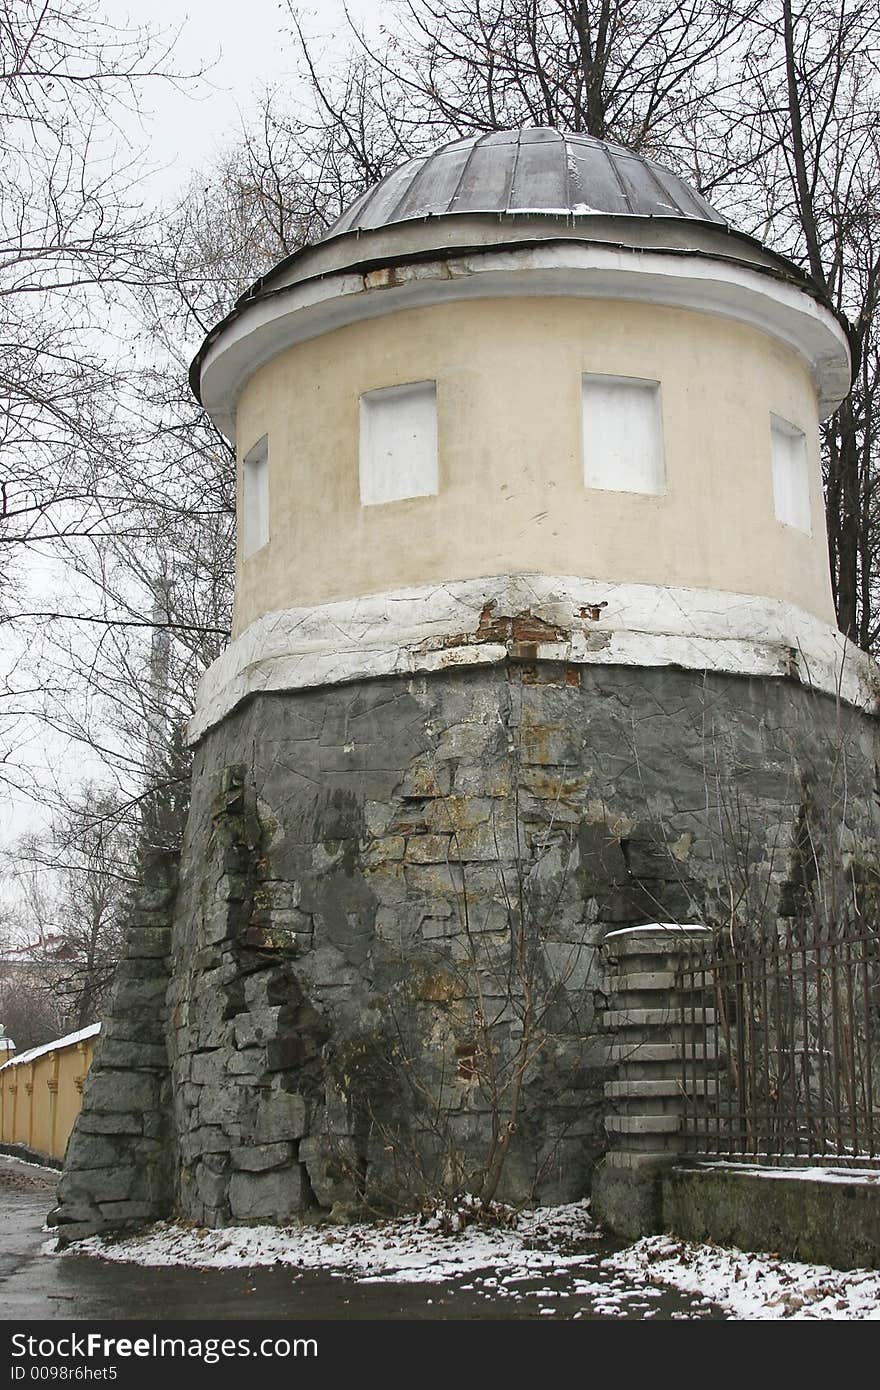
[255,1090,308,1142]
[228,1167,307,1222]
[96,1040,168,1070]
[542,941,599,991]
[233,1007,285,1048]
[197,1088,247,1127]
[82,1070,160,1113]
[58,1167,139,1205]
[95,1200,161,1224]
[75,1112,144,1137]
[299,1135,359,1210]
[195,1163,229,1209]
[230,1141,294,1171]
[227,1046,267,1078]
[123,927,171,959]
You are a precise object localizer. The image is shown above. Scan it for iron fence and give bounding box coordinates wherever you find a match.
[676,921,880,1168]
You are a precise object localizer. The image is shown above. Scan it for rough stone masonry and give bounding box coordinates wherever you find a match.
[50,660,880,1240]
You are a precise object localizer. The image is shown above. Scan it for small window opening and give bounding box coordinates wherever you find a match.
[583,373,665,496]
[242,434,269,557]
[770,414,811,533]
[359,381,438,506]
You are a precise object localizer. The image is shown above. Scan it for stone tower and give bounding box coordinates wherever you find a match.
[52,128,879,1239]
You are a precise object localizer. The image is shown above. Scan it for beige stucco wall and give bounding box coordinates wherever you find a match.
[0,1032,97,1162]
[232,296,835,636]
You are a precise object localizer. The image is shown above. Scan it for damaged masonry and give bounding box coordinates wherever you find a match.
[50,127,880,1241]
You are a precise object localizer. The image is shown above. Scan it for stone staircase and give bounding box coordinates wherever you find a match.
[600,925,723,1171]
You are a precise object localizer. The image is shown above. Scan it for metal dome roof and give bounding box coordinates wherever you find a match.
[191,126,853,433]
[326,126,727,238]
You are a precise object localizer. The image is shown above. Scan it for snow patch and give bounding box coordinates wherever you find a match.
[59,1199,880,1319]
[698,1161,880,1185]
[604,923,710,937]
[68,1200,601,1287]
[608,1236,880,1320]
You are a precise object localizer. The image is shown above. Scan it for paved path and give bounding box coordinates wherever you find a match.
[0,1155,721,1320]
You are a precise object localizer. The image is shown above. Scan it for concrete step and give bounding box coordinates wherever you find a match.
[602,1150,682,1171]
[607,1042,725,1063]
[604,1114,681,1135]
[605,1078,720,1098]
[601,1008,716,1028]
[609,1131,688,1154]
[605,971,678,992]
[602,927,713,960]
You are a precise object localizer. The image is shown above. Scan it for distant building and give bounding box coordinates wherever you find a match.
[0,934,77,977]
[1,1023,101,1161]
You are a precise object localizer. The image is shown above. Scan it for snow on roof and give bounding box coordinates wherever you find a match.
[604,923,712,937]
[0,1022,101,1071]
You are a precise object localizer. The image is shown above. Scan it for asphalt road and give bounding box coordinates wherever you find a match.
[0,1154,722,1321]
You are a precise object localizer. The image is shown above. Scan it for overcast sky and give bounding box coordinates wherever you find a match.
[103,0,377,202]
[2,2,380,856]
[3,1,402,876]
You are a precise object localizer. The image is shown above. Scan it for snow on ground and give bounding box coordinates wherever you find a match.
[57,1197,880,1319]
[608,1236,880,1320]
[67,1200,603,1286]
[705,1161,880,1186]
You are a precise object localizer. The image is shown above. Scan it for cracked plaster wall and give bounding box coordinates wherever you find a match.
[232,297,834,633]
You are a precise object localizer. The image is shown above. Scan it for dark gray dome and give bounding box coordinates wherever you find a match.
[192,123,853,431]
[328,126,727,237]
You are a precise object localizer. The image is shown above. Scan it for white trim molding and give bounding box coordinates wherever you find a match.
[187,574,880,743]
[198,243,851,441]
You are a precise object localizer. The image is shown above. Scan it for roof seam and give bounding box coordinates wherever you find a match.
[506,129,524,215]
[601,141,634,214]
[561,129,573,215]
[639,154,690,218]
[383,156,431,228]
[448,138,479,210]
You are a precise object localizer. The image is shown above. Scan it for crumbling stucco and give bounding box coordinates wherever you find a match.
[188,575,879,744]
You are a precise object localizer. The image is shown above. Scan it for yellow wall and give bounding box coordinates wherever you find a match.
[0,1033,97,1162]
[233,296,834,636]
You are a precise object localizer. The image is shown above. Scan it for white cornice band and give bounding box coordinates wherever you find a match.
[198,243,851,442]
[187,575,879,744]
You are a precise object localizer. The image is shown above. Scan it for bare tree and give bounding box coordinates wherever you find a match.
[0,2,213,821]
[696,1,880,646]
[0,0,192,573]
[14,785,135,1028]
[284,0,761,161]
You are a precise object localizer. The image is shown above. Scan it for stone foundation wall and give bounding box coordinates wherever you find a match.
[51,661,880,1234]
[165,662,880,1224]
[662,1163,880,1270]
[48,853,177,1243]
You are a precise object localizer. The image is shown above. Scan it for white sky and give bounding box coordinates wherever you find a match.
[103,0,379,202]
[1,1,381,859]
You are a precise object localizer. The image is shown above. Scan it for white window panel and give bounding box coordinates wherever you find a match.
[242,434,269,557]
[359,381,438,506]
[583,374,665,495]
[770,414,811,534]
